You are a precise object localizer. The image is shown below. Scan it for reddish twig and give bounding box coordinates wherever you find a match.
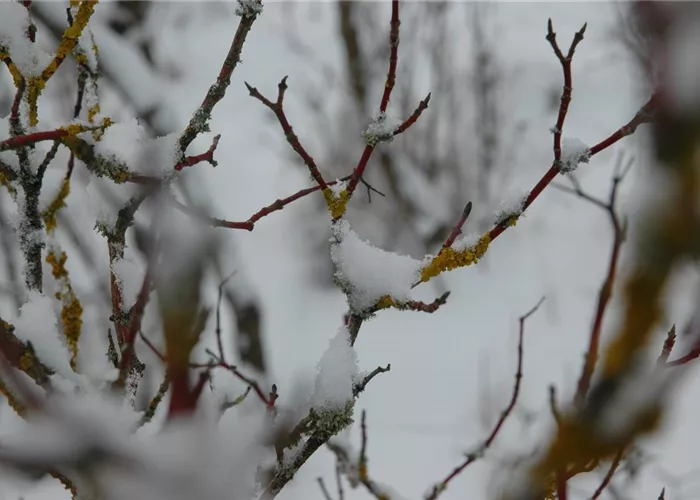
[401,292,451,313]
[393,93,431,136]
[195,355,272,407]
[172,174,381,232]
[245,77,329,191]
[378,0,400,114]
[657,324,676,366]
[485,94,656,258]
[425,297,545,500]
[344,0,402,205]
[174,134,221,171]
[556,470,568,500]
[565,154,630,407]
[546,19,587,162]
[666,342,700,367]
[441,202,473,251]
[138,330,272,407]
[591,448,625,499]
[357,411,392,500]
[114,269,152,389]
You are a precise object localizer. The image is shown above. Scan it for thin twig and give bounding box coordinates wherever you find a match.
[425,297,545,500]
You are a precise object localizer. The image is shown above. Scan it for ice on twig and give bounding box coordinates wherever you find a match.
[331,220,421,313]
[330,179,348,197]
[494,190,529,225]
[235,0,263,18]
[559,137,590,173]
[362,112,401,147]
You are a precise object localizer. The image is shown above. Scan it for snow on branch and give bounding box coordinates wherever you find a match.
[330,220,422,315]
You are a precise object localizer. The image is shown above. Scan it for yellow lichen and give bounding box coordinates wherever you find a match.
[323,188,350,219]
[42,176,71,233]
[26,77,42,127]
[75,52,88,66]
[19,351,35,373]
[374,296,394,310]
[88,103,101,124]
[46,249,83,370]
[40,1,97,84]
[420,233,492,282]
[505,215,519,227]
[0,170,17,196]
[0,52,22,88]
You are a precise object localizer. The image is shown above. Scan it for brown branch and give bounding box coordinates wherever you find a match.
[657,324,676,366]
[357,411,392,500]
[317,477,334,500]
[571,155,630,407]
[353,364,391,396]
[179,5,261,153]
[425,297,545,500]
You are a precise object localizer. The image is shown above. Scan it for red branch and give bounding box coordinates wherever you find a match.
[425,298,545,500]
[379,0,400,114]
[114,270,151,389]
[482,92,658,252]
[344,0,402,205]
[394,93,431,136]
[441,202,473,251]
[546,19,587,162]
[139,332,272,408]
[401,291,451,313]
[591,448,624,499]
[570,158,630,407]
[0,128,68,152]
[174,134,221,171]
[245,77,329,191]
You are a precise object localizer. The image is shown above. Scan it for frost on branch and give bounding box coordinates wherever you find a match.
[558,137,590,173]
[362,112,402,147]
[235,0,264,19]
[494,189,529,226]
[330,220,422,314]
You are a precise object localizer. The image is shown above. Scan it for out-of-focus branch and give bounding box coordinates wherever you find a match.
[552,153,632,408]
